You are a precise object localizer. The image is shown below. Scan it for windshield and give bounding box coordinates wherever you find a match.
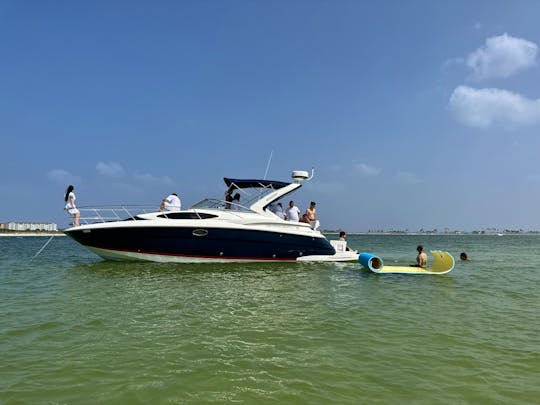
[190,198,252,212]
[190,182,286,211]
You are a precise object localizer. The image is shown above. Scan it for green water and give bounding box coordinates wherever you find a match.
[1,235,539,404]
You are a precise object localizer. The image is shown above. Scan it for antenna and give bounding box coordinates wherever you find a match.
[307,167,315,180]
[263,150,273,179]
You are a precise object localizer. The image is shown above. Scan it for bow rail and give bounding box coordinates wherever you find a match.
[73,205,159,225]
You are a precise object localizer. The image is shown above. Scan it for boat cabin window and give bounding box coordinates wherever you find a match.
[157,212,218,220]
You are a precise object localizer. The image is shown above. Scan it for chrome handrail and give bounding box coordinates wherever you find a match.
[75,205,159,225]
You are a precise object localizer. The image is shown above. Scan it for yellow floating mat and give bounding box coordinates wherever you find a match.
[359,250,455,274]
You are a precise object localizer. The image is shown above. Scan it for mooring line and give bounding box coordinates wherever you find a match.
[32,235,56,259]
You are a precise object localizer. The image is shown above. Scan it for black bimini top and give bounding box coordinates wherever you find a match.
[224,178,291,189]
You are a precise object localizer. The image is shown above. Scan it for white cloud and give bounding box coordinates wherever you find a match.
[133,172,173,185]
[354,163,381,176]
[441,57,464,72]
[395,171,423,184]
[47,169,81,185]
[449,85,540,128]
[96,161,125,178]
[467,33,537,80]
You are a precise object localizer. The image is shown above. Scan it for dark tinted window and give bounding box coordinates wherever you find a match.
[157,212,218,220]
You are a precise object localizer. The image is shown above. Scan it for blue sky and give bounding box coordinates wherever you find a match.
[2,1,540,231]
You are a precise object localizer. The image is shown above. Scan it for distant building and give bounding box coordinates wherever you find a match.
[0,222,58,232]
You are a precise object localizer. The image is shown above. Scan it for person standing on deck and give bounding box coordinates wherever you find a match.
[305,201,317,222]
[64,185,80,226]
[273,202,285,219]
[285,200,301,221]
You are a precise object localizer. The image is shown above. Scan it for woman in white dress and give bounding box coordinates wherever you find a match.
[64,185,80,226]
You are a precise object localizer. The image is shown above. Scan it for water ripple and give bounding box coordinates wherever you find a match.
[1,235,540,403]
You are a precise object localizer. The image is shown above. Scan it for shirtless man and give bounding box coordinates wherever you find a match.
[305,201,317,222]
[411,245,428,268]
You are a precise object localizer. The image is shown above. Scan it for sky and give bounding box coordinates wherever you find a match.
[1,0,540,232]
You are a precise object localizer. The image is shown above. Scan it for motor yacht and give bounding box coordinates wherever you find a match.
[64,170,358,263]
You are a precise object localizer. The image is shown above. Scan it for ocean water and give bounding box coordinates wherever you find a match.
[1,234,539,404]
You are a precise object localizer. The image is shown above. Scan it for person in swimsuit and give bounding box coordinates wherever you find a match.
[305,201,317,222]
[411,245,428,268]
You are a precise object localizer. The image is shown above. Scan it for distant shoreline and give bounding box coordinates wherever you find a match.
[324,231,540,236]
[0,232,66,237]
[2,231,538,237]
